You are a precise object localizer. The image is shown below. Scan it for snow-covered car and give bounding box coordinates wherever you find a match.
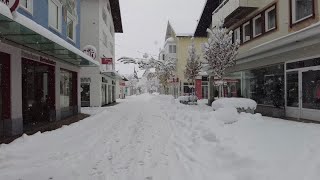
[178,95,198,105]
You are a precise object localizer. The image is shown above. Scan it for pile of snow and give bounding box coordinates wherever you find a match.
[213,107,240,124]
[212,98,257,111]
[178,95,198,102]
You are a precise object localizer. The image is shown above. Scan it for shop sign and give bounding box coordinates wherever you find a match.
[21,50,39,61]
[40,56,56,65]
[119,82,125,86]
[81,77,91,83]
[102,58,113,64]
[83,45,97,60]
[1,0,20,12]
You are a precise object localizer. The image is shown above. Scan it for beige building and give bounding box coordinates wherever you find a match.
[197,0,320,121]
[160,22,209,99]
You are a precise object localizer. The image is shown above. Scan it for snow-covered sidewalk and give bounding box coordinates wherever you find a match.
[1,94,320,180]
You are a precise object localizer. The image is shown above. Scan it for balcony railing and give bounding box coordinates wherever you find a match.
[212,0,259,28]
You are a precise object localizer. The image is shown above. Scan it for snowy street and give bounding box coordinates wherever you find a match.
[1,94,320,180]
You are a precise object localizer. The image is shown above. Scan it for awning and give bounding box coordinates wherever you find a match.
[0,4,99,67]
[102,70,123,80]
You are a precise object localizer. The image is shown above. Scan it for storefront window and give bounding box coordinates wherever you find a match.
[60,69,73,109]
[225,64,284,107]
[302,70,320,110]
[247,65,284,107]
[81,83,90,107]
[286,71,299,107]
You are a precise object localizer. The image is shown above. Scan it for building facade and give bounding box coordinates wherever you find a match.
[202,0,320,121]
[0,0,97,137]
[79,0,123,107]
[160,22,209,99]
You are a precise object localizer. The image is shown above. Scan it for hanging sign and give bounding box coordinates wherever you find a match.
[101,58,113,65]
[1,0,20,12]
[83,45,97,60]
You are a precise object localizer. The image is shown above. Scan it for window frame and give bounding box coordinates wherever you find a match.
[20,0,33,15]
[265,5,276,32]
[48,0,62,33]
[66,12,77,42]
[290,0,315,25]
[242,21,251,43]
[253,14,263,37]
[233,27,241,43]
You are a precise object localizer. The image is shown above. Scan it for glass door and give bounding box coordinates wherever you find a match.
[286,69,320,121]
[286,71,300,119]
[0,64,2,136]
[301,69,320,120]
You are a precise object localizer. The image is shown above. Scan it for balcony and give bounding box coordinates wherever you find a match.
[212,0,259,28]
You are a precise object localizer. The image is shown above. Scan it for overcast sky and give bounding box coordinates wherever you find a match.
[115,0,207,77]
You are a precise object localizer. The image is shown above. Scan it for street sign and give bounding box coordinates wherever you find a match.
[1,0,20,12]
[101,58,113,65]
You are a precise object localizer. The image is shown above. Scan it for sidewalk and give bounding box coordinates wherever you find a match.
[0,113,90,144]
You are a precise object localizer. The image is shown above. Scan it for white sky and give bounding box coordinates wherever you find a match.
[115,0,207,77]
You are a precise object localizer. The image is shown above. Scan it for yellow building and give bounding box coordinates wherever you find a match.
[160,22,208,99]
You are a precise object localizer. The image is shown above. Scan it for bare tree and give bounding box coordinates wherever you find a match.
[118,56,176,95]
[202,22,240,97]
[184,37,202,96]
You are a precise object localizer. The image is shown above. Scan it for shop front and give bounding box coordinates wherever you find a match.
[285,57,320,121]
[222,64,285,118]
[0,9,98,137]
[22,58,55,127]
[0,52,10,137]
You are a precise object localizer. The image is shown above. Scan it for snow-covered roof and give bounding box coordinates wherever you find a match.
[165,37,175,43]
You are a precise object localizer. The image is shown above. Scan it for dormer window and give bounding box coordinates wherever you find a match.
[169,45,176,53]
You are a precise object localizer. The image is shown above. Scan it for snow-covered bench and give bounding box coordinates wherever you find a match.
[211,98,257,113]
[178,95,198,105]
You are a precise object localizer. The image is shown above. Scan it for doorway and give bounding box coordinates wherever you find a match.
[286,66,320,121]
[0,52,10,137]
[22,59,55,126]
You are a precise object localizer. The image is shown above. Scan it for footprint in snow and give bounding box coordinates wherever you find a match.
[138,161,145,166]
[145,176,153,180]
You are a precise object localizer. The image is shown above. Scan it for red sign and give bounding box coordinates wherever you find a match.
[102,58,113,65]
[1,0,20,12]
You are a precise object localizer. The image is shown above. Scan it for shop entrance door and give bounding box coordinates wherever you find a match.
[22,59,55,126]
[0,53,10,137]
[286,67,320,121]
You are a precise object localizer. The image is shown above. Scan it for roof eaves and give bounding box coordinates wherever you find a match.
[110,0,123,33]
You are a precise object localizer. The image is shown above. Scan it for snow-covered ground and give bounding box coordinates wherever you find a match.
[1,94,320,180]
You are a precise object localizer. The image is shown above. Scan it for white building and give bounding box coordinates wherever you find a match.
[79,0,123,107]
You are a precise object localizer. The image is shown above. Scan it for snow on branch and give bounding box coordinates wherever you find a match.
[202,21,240,80]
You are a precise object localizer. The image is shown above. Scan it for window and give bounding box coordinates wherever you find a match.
[67,13,76,41]
[48,0,62,32]
[242,21,251,42]
[169,45,176,53]
[103,32,108,47]
[102,10,107,25]
[253,15,263,37]
[20,0,33,14]
[265,5,276,32]
[233,28,240,43]
[291,0,314,23]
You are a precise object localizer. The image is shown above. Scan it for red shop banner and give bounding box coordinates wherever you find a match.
[101,58,113,64]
